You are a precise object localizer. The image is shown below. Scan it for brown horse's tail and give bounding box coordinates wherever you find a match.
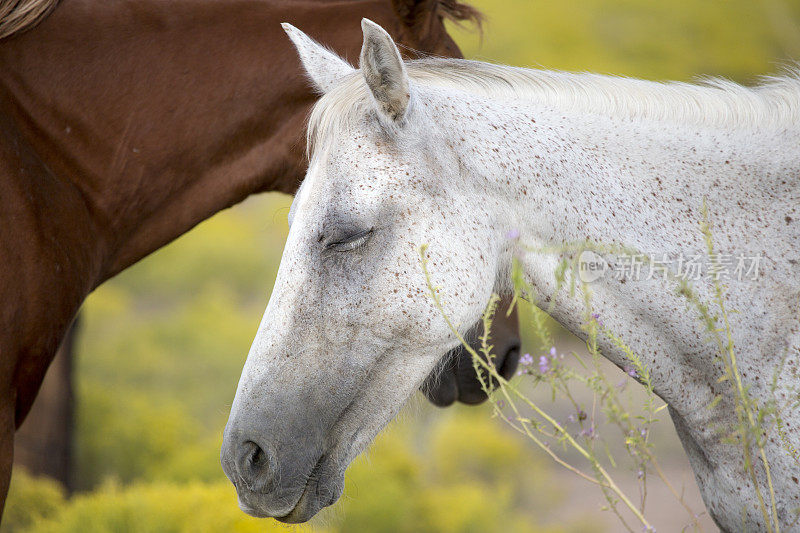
[0,0,60,40]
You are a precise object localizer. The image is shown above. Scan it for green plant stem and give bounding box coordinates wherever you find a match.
[419,245,654,532]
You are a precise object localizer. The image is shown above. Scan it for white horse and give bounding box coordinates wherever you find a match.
[221,19,800,530]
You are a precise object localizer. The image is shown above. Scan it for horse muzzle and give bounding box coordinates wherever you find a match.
[220,424,345,522]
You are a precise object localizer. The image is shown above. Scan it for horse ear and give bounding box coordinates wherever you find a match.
[360,19,410,122]
[282,23,355,93]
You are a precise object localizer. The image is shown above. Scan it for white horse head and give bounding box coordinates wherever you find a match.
[223,19,800,529]
[221,20,512,523]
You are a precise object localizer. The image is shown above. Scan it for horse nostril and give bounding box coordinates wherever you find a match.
[248,442,267,468]
[236,440,276,493]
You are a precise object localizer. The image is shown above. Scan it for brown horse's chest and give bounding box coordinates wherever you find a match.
[0,108,99,425]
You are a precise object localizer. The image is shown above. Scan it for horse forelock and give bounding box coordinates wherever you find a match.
[392,0,483,28]
[390,0,482,55]
[435,0,483,29]
[0,0,60,39]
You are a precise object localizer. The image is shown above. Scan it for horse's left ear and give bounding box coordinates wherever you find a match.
[360,19,411,122]
[282,23,355,93]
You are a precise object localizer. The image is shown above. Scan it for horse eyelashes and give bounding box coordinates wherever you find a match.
[324,228,373,253]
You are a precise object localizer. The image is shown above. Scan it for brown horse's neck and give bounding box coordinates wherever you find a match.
[0,0,467,425]
[0,0,463,284]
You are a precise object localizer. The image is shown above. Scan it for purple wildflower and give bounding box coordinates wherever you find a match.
[505,228,520,240]
[624,365,638,378]
[538,355,551,374]
[580,425,597,439]
[519,353,534,366]
[591,312,604,327]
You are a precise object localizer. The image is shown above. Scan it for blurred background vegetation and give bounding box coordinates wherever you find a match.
[6,0,800,531]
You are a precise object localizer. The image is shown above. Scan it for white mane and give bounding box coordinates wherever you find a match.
[308,57,800,152]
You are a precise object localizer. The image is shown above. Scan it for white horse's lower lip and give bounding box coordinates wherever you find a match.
[237,502,274,519]
[275,485,316,523]
[275,454,339,524]
[234,455,329,521]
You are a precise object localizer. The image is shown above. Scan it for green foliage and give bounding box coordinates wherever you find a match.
[74,383,215,489]
[20,481,321,533]
[451,0,800,82]
[2,470,65,533]
[9,413,583,533]
[72,195,293,490]
[336,411,576,533]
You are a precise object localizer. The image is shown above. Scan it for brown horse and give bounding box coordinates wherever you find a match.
[0,0,520,514]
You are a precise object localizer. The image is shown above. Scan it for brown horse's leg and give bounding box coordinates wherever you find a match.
[0,396,15,522]
[14,315,78,491]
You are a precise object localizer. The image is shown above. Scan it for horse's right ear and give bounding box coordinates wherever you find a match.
[360,19,410,123]
[282,23,355,93]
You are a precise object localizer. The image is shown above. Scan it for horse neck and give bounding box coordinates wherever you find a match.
[0,0,450,285]
[436,83,797,410]
[436,83,796,262]
[452,84,800,533]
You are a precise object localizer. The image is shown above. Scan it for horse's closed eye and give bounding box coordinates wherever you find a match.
[325,229,373,252]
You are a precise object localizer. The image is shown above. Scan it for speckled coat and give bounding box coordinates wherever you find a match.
[223,20,800,530]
